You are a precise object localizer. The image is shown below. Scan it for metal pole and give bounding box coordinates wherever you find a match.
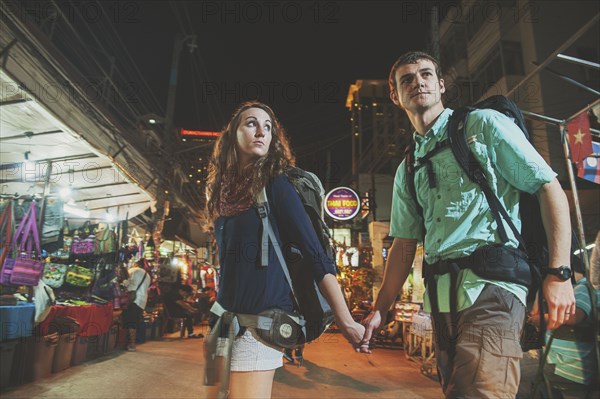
[560,124,590,276]
[165,35,185,139]
[370,173,377,222]
[522,109,600,135]
[532,61,600,96]
[506,14,599,98]
[556,53,600,69]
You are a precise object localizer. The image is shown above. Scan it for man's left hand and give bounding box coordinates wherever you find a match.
[539,275,576,330]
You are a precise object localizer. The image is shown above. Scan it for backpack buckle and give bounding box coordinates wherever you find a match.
[257,204,268,219]
[472,169,487,184]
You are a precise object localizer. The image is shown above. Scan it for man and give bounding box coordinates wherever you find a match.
[360,51,576,398]
[124,259,151,352]
[164,284,203,338]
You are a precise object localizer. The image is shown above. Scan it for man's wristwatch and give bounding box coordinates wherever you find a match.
[543,265,572,281]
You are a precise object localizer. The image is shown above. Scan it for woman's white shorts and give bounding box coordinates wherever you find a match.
[216,329,283,372]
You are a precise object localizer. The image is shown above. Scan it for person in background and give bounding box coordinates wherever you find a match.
[359,51,575,398]
[123,259,151,352]
[205,101,364,399]
[164,284,204,338]
[197,286,216,322]
[531,232,600,398]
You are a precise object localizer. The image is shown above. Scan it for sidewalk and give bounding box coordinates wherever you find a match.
[0,327,441,399]
[1,325,545,398]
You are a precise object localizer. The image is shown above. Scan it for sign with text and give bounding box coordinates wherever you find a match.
[324,187,360,221]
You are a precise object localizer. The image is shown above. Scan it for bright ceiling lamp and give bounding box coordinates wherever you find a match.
[59,186,71,199]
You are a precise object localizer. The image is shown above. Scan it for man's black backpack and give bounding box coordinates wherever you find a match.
[408,95,547,269]
[255,167,336,345]
[406,95,548,349]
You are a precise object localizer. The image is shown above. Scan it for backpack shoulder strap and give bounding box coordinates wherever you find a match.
[447,108,526,248]
[257,187,303,312]
[405,141,421,214]
[257,188,270,268]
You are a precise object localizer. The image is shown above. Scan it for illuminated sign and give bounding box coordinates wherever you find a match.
[324,187,360,221]
[180,129,220,138]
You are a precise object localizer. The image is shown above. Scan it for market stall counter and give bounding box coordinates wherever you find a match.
[0,302,36,388]
[37,302,113,337]
[0,302,36,341]
[36,302,115,370]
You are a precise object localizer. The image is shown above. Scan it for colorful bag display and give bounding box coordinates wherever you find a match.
[95,226,117,254]
[41,262,67,288]
[92,261,117,299]
[65,264,94,287]
[48,221,72,260]
[71,222,96,255]
[41,196,64,245]
[1,201,45,286]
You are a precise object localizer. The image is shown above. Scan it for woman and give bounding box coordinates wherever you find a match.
[205,101,364,398]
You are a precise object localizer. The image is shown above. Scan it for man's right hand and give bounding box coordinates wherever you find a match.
[357,310,382,353]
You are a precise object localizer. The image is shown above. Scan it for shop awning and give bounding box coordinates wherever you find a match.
[0,69,155,221]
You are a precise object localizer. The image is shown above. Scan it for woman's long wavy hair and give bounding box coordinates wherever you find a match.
[205,101,295,223]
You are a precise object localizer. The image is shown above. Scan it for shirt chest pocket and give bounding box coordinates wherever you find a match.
[415,149,478,220]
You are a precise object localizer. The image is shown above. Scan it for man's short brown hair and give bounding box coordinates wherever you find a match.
[388,51,443,95]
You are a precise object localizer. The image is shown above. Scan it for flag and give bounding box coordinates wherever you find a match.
[567,112,593,164]
[577,141,600,184]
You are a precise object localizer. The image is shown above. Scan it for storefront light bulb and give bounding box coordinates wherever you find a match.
[105,211,115,222]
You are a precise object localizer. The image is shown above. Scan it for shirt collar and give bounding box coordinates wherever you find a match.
[413,108,453,145]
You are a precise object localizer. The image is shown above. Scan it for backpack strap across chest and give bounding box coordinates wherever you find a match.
[448,108,524,246]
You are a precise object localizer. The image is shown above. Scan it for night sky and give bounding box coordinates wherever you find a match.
[114,1,437,182]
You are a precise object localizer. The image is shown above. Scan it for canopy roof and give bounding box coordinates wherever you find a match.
[1,69,154,221]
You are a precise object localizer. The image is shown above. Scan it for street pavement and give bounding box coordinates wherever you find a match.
[0,325,542,398]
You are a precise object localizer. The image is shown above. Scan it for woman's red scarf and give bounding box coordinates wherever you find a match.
[218,171,255,217]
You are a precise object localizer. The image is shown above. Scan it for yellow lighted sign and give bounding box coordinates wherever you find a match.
[324,187,360,221]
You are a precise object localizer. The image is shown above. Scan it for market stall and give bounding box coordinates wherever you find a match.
[0,67,158,388]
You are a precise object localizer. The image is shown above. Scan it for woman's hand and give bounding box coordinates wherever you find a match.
[339,320,366,349]
[356,310,382,353]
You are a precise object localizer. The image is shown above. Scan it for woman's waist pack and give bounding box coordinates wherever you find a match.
[210,302,305,349]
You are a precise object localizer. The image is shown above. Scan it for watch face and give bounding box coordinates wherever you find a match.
[558,267,572,280]
[549,266,572,280]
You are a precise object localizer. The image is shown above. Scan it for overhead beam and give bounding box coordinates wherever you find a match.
[0,129,63,141]
[88,199,150,211]
[0,98,30,106]
[74,192,142,203]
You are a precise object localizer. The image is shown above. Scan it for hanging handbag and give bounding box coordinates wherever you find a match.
[0,201,15,284]
[41,262,68,289]
[71,221,96,255]
[2,201,46,286]
[48,219,71,260]
[91,260,117,299]
[65,264,94,287]
[0,200,14,269]
[94,225,117,254]
[41,196,64,245]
